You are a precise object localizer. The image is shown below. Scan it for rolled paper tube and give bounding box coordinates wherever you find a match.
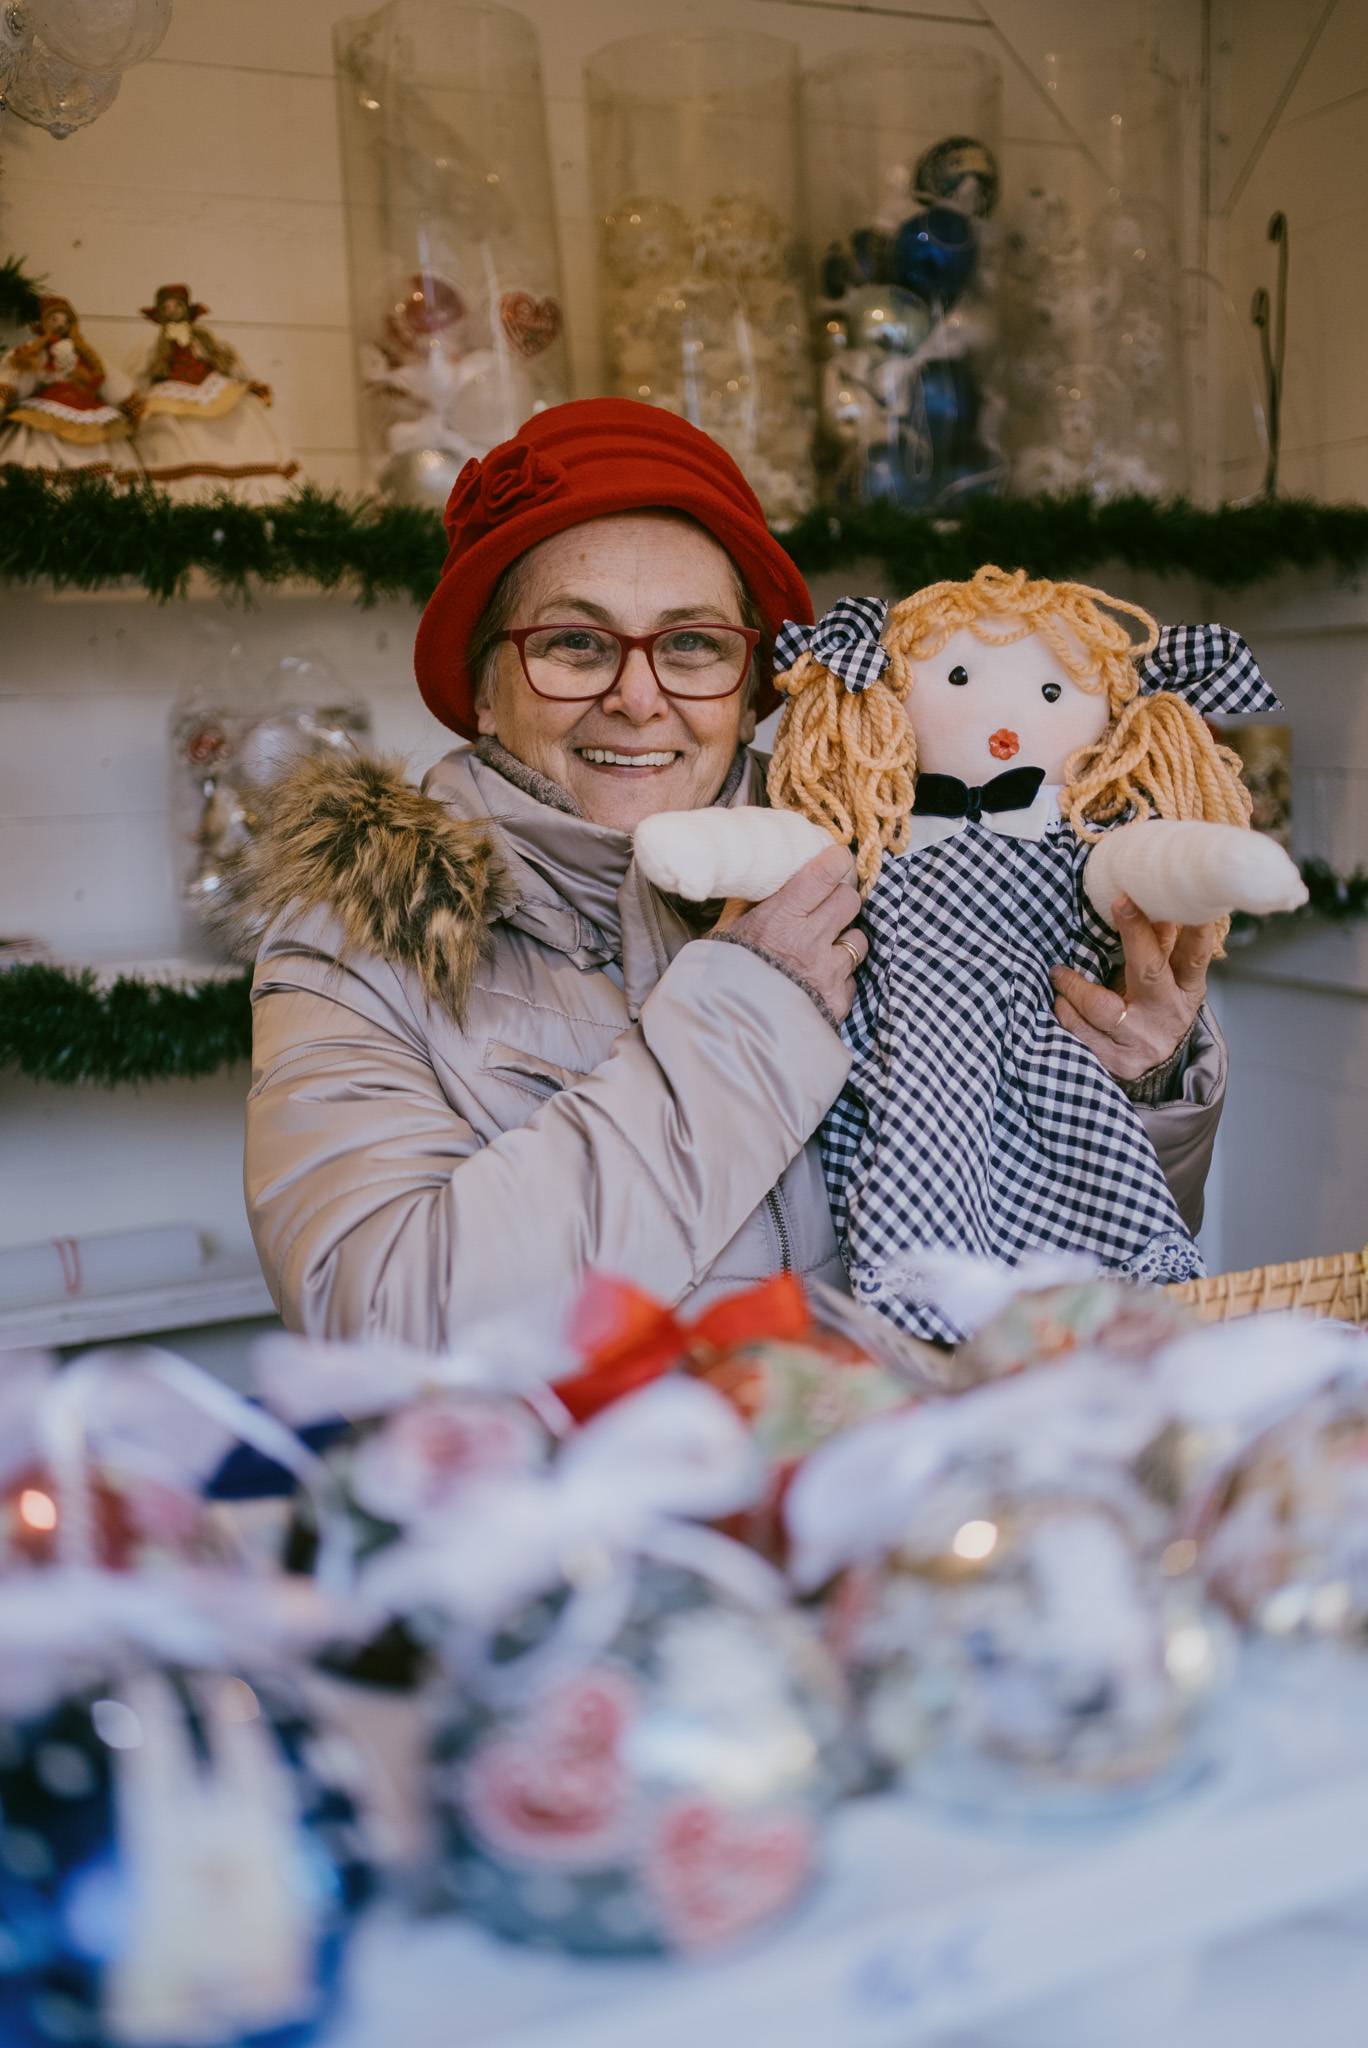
[1082,819,1309,929]
[0,1224,207,1311]
[635,806,836,903]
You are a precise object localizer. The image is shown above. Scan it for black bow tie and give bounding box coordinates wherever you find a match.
[912,765,1046,824]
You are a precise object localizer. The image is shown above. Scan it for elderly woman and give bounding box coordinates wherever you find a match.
[242,400,1225,1345]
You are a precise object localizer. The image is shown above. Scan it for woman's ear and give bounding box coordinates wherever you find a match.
[475,696,499,738]
[738,702,758,745]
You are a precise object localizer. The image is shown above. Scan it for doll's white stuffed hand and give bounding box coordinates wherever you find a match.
[634,806,837,903]
[1083,818,1308,928]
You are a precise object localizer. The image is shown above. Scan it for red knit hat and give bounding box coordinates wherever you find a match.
[414,398,813,739]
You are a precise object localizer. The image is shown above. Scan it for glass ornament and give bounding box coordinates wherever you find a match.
[891,204,980,308]
[34,0,171,72]
[0,2,35,109]
[429,1562,848,1956]
[3,33,120,137]
[0,1576,369,2048]
[1190,1375,1368,1644]
[827,1458,1232,1819]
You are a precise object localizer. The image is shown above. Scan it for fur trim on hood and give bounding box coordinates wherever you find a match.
[221,752,511,1019]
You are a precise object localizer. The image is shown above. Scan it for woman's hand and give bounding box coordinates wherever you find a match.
[1050,892,1216,1084]
[715,844,867,1023]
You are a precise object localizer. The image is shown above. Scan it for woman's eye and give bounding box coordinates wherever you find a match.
[948,665,969,687]
[663,631,721,654]
[1041,682,1062,703]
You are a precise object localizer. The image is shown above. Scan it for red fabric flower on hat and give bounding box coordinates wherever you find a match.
[445,440,568,547]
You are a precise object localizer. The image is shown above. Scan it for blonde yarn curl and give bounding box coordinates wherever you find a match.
[766,646,917,890]
[769,565,1253,903]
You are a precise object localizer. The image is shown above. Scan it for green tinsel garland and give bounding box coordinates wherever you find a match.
[0,964,253,1086]
[0,256,43,332]
[5,470,1368,607]
[3,862,1364,1087]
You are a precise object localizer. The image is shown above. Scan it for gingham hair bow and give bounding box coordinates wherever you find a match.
[775,595,890,693]
[1136,623,1282,716]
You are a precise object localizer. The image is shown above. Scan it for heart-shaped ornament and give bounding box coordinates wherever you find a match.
[500,290,562,358]
[645,1796,814,1950]
[461,1668,636,1868]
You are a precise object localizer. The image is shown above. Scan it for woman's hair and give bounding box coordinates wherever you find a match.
[466,527,772,717]
[769,563,1251,890]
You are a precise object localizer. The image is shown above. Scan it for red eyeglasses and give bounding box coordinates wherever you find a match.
[499,622,760,703]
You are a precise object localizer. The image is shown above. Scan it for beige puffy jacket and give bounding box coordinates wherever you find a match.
[242,744,1227,1348]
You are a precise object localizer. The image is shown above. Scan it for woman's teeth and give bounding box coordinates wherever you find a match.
[579,749,677,767]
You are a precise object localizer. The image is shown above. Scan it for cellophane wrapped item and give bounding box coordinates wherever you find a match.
[1177,1340,1368,1643]
[0,1572,370,2048]
[0,1343,373,2044]
[353,1376,851,1955]
[786,1358,1234,1816]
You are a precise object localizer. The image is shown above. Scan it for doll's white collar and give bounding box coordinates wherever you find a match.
[904,781,1063,850]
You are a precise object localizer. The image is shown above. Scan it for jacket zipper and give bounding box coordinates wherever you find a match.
[766,1185,793,1274]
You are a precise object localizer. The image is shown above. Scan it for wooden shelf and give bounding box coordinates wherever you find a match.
[0,1260,275,1351]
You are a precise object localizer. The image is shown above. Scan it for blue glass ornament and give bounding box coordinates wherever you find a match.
[897,358,1000,510]
[892,205,978,309]
[0,1666,370,2047]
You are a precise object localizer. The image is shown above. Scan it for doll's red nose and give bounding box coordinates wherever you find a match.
[989,729,1020,760]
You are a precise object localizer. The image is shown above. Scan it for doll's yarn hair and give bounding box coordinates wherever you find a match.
[770,564,1253,889]
[766,640,917,891]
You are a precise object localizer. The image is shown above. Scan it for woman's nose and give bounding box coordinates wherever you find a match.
[602,647,667,722]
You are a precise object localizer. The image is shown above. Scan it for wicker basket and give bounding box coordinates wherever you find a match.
[1168,1245,1368,1325]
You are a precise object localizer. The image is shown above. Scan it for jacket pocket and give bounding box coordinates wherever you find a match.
[481,1039,590,1099]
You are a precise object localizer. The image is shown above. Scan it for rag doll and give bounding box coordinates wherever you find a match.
[635,566,1306,1341]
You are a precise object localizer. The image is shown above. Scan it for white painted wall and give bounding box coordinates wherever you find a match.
[1211,0,1368,502]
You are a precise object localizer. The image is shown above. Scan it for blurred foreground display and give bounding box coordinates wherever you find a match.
[1,1253,1367,2038]
[334,0,570,509]
[587,29,817,529]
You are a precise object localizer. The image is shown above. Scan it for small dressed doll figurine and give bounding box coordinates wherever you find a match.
[636,567,1307,1340]
[0,293,142,475]
[133,282,298,502]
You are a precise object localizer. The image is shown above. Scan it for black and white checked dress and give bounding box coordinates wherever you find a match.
[821,796,1205,1343]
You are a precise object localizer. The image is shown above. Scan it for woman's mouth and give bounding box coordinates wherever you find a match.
[575,747,680,773]
[988,729,1020,761]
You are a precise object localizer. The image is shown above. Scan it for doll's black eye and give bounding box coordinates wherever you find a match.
[948,665,969,686]
[1041,682,1062,703]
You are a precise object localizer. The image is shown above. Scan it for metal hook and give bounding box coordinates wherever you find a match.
[1251,211,1289,495]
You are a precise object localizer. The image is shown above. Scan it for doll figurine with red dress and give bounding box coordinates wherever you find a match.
[0,293,141,475]
[133,282,298,502]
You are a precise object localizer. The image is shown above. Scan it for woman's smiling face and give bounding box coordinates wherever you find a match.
[475,511,756,832]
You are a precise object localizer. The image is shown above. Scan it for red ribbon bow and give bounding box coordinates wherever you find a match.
[551,1273,813,1424]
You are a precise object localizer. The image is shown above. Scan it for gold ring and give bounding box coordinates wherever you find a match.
[838,936,862,971]
[1114,1003,1130,1031]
